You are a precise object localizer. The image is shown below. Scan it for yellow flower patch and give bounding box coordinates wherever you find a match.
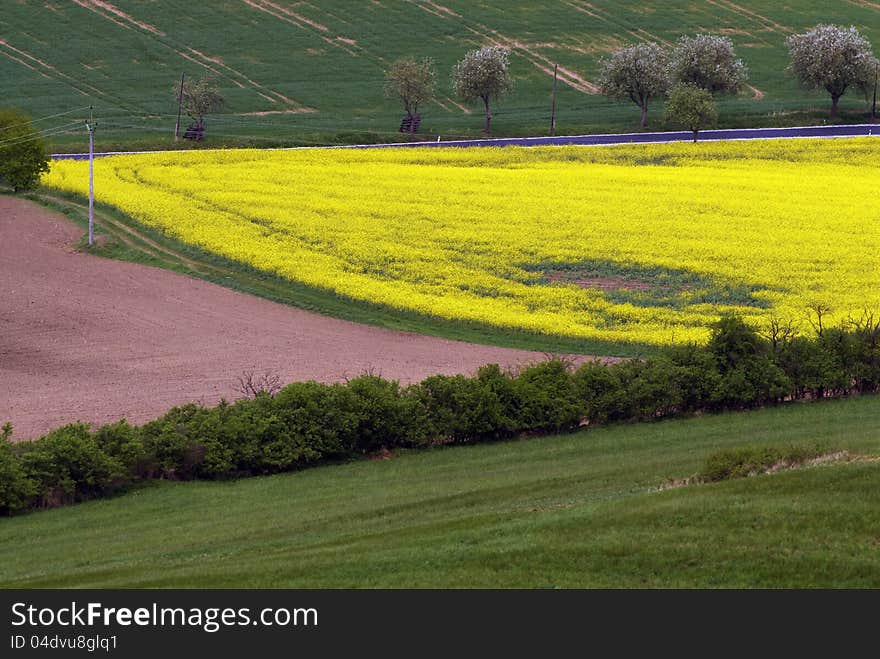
[44,138,880,346]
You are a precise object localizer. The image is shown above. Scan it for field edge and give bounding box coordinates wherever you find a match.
[23,187,655,358]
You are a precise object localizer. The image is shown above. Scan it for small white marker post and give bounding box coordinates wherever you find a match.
[85,106,96,247]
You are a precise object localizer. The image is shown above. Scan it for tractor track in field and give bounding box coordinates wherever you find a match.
[40,193,213,275]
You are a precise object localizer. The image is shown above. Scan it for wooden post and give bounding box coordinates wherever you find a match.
[550,63,558,136]
[872,71,877,122]
[174,72,185,141]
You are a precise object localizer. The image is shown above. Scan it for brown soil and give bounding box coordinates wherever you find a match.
[72,0,165,36]
[746,84,766,101]
[0,198,598,441]
[543,271,653,292]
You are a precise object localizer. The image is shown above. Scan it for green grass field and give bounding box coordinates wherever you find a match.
[4,1,879,590]
[2,395,878,588]
[3,1,879,150]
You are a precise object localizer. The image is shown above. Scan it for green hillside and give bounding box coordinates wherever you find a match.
[2,395,879,588]
[2,1,879,150]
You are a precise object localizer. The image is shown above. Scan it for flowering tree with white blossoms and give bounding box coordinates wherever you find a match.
[787,24,877,119]
[670,34,748,95]
[452,46,513,136]
[598,42,671,128]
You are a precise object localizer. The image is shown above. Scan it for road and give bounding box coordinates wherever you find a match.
[52,123,878,160]
[355,122,879,149]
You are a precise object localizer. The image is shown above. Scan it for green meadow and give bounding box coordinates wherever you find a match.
[2,395,878,588]
[2,1,878,149]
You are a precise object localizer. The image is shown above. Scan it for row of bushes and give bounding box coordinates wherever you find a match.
[2,315,878,515]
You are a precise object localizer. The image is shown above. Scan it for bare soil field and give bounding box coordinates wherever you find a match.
[0,197,586,441]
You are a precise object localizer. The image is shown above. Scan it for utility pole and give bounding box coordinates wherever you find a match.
[174,72,185,141]
[872,70,878,122]
[550,63,558,136]
[85,106,96,247]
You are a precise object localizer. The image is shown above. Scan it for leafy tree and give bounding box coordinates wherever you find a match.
[384,56,436,132]
[179,75,225,135]
[788,24,877,118]
[451,46,513,136]
[670,34,748,94]
[0,108,50,192]
[664,83,718,142]
[598,42,670,128]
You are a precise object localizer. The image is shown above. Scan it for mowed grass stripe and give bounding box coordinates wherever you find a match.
[1,395,878,588]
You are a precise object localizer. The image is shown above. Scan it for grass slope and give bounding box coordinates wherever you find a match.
[2,1,878,150]
[1,395,878,588]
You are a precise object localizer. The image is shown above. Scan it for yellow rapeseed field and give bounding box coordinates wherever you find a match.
[44,138,880,346]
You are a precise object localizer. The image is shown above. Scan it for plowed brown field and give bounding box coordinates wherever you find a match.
[1,197,589,441]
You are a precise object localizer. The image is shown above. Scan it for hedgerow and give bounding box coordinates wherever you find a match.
[2,315,878,515]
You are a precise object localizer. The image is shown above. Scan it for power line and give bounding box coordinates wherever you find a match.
[0,123,83,148]
[1,128,82,148]
[0,120,83,142]
[0,106,92,132]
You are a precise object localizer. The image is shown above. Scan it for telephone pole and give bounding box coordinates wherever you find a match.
[174,72,185,141]
[550,63,558,136]
[872,70,877,122]
[85,106,96,247]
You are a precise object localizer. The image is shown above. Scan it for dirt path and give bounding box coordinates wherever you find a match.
[0,197,593,441]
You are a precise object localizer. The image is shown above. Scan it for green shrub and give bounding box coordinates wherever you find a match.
[573,360,628,424]
[222,394,316,475]
[177,401,240,477]
[512,358,582,433]
[707,316,789,408]
[339,375,422,453]
[474,363,519,435]
[665,343,721,412]
[699,442,832,482]
[775,336,840,399]
[608,359,657,420]
[416,372,512,443]
[274,381,360,457]
[0,108,50,192]
[18,423,126,507]
[713,357,790,408]
[848,313,880,393]
[816,328,859,396]
[94,420,147,475]
[707,315,766,370]
[138,404,210,479]
[851,322,880,393]
[621,357,683,419]
[415,363,519,443]
[851,341,880,393]
[0,426,36,515]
